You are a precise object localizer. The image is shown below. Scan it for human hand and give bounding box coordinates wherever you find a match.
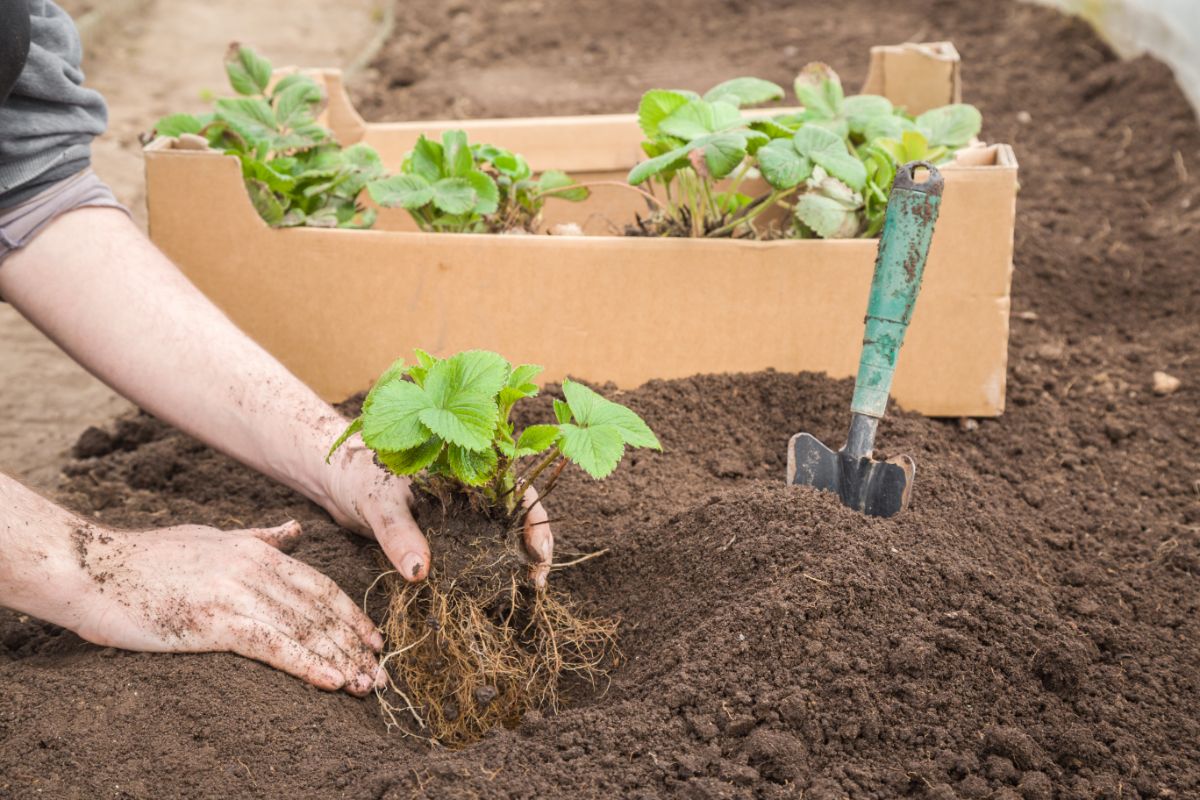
[323,441,554,587]
[69,520,384,695]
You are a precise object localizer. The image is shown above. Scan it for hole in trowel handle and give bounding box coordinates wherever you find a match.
[896,160,944,195]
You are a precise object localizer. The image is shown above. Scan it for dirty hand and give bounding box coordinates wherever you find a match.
[69,520,385,695]
[323,440,555,588]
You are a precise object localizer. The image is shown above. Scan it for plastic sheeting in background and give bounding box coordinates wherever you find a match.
[1028,0,1200,115]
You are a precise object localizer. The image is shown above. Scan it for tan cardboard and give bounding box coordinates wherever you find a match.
[145,43,1017,417]
[860,41,963,113]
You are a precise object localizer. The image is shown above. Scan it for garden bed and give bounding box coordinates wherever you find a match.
[2,0,1199,797]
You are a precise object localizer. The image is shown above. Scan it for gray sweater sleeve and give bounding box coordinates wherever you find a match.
[0,0,31,106]
[0,0,108,207]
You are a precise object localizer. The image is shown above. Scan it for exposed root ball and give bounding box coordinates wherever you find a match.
[371,494,619,746]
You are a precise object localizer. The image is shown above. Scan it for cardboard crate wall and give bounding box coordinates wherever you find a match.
[145,42,1017,417]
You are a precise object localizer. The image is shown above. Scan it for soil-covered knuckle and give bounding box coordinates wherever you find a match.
[237,535,288,571]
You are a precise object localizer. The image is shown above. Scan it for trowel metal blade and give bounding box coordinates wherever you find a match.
[787,433,916,518]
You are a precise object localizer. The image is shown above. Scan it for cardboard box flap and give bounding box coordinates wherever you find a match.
[860,41,962,114]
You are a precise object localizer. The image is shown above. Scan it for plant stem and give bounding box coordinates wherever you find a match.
[725,161,753,199]
[700,177,719,230]
[681,172,703,237]
[514,448,563,500]
[705,188,789,238]
[501,446,562,511]
[532,180,665,208]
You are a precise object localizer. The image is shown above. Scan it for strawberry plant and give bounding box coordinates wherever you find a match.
[328,349,658,744]
[153,44,384,229]
[366,132,588,233]
[329,349,658,506]
[627,62,982,239]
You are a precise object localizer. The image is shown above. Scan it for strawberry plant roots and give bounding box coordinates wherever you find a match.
[372,489,617,746]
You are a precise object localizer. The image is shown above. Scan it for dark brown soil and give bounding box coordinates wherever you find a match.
[3,0,1199,797]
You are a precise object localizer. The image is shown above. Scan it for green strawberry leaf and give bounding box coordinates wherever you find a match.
[361,379,434,451]
[225,44,273,96]
[465,169,499,214]
[659,99,743,140]
[508,363,543,390]
[795,191,862,239]
[637,89,694,138]
[430,177,476,215]
[214,97,276,140]
[442,129,474,178]
[703,77,784,108]
[553,398,573,424]
[155,113,203,138]
[246,180,285,224]
[378,437,445,476]
[368,174,433,209]
[793,62,843,119]
[273,78,324,131]
[916,104,982,148]
[793,126,866,191]
[447,444,499,486]
[558,424,625,479]
[444,350,510,398]
[325,417,362,462]
[757,137,813,190]
[419,357,502,450]
[843,94,893,135]
[537,169,588,201]
[516,424,560,456]
[365,359,408,412]
[410,135,445,182]
[628,142,692,185]
[703,133,749,179]
[562,379,660,449]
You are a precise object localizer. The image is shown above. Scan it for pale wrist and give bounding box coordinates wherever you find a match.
[1,522,98,632]
[316,436,376,537]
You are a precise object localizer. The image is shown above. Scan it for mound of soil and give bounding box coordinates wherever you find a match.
[2,0,1198,797]
[3,350,1197,798]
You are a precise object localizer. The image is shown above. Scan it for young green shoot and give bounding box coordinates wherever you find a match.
[153,44,384,229]
[328,350,660,516]
[367,132,588,233]
[627,62,982,239]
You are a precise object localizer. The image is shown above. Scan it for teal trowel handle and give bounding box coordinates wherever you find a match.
[849,161,944,420]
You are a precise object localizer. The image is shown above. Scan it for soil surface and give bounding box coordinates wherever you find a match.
[3,0,1199,798]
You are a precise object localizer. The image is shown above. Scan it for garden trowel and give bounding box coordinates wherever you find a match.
[787,161,943,517]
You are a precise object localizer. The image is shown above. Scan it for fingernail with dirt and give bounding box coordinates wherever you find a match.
[401,553,424,580]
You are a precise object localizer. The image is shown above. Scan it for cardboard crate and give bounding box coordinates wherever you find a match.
[145,41,1017,417]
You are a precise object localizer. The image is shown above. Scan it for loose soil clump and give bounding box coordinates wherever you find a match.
[2,0,1199,797]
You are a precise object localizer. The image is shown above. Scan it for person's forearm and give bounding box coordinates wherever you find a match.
[0,473,90,629]
[0,208,345,512]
